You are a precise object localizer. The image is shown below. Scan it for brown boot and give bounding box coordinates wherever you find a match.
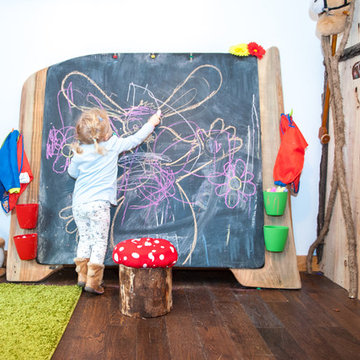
[84,263,105,295]
[74,257,89,287]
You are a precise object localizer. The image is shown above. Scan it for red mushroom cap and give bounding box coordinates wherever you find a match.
[112,237,178,268]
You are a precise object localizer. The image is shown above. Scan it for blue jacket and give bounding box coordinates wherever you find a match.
[0,130,22,212]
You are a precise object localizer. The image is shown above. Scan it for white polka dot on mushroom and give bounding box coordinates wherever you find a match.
[114,253,119,262]
[159,254,165,260]
[132,252,140,258]
[119,247,124,252]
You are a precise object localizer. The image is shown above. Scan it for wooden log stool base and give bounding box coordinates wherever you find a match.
[112,237,178,318]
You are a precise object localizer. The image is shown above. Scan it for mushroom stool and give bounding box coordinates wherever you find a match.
[112,237,178,318]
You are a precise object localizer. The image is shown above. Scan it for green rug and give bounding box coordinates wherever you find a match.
[0,283,82,360]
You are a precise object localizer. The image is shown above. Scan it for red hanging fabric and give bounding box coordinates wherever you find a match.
[273,113,308,193]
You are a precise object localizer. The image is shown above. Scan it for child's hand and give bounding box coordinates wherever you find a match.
[148,110,161,127]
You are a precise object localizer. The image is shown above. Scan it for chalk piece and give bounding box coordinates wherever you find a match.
[156,109,162,117]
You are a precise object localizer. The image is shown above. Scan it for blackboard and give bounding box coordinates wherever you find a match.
[37,53,264,268]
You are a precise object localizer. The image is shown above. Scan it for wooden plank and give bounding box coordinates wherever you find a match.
[307,286,360,340]
[165,288,206,360]
[6,69,62,282]
[231,47,301,289]
[105,286,139,360]
[315,326,360,359]
[281,289,339,328]
[257,328,304,360]
[53,290,110,359]
[209,287,276,359]
[258,289,289,303]
[268,301,343,359]
[135,317,171,360]
[234,292,284,329]
[185,288,244,359]
[320,53,360,299]
[104,324,138,360]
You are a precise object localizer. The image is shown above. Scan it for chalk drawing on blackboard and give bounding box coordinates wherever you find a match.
[40,54,263,268]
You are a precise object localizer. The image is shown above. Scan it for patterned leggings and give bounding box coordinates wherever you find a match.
[72,200,110,265]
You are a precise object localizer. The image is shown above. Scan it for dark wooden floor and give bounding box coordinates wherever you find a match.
[4,268,360,359]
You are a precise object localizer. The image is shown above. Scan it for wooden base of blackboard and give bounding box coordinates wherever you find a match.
[231,47,301,289]
[6,69,63,282]
[6,48,300,288]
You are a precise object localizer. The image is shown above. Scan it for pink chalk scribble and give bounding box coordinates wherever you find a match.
[208,158,256,209]
[46,67,260,225]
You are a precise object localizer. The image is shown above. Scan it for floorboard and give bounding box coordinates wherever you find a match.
[2,268,360,359]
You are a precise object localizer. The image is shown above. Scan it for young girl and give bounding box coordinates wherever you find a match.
[68,107,161,294]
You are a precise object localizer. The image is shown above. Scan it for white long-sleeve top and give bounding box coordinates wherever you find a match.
[68,122,154,207]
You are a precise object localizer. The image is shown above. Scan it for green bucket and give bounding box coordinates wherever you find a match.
[263,225,289,252]
[263,191,287,216]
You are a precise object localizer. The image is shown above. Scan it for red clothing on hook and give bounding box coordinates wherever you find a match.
[273,113,308,193]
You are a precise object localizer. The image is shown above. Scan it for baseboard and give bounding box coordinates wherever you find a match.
[3,250,319,274]
[297,255,320,272]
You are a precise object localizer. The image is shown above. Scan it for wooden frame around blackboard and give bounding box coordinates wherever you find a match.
[6,47,301,289]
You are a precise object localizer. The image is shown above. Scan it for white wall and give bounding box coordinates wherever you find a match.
[0,0,323,255]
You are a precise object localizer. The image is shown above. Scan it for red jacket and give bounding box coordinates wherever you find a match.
[273,114,308,193]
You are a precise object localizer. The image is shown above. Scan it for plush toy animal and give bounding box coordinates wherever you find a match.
[310,0,352,36]
[0,237,5,277]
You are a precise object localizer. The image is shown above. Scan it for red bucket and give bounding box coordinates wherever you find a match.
[15,204,39,229]
[13,233,38,260]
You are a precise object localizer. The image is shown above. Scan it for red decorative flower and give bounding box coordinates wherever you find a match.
[247,42,266,59]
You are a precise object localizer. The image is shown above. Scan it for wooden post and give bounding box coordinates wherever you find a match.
[7,70,62,282]
[231,47,301,289]
[119,265,172,318]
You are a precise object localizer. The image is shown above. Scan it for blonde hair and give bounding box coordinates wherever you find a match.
[72,108,111,155]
